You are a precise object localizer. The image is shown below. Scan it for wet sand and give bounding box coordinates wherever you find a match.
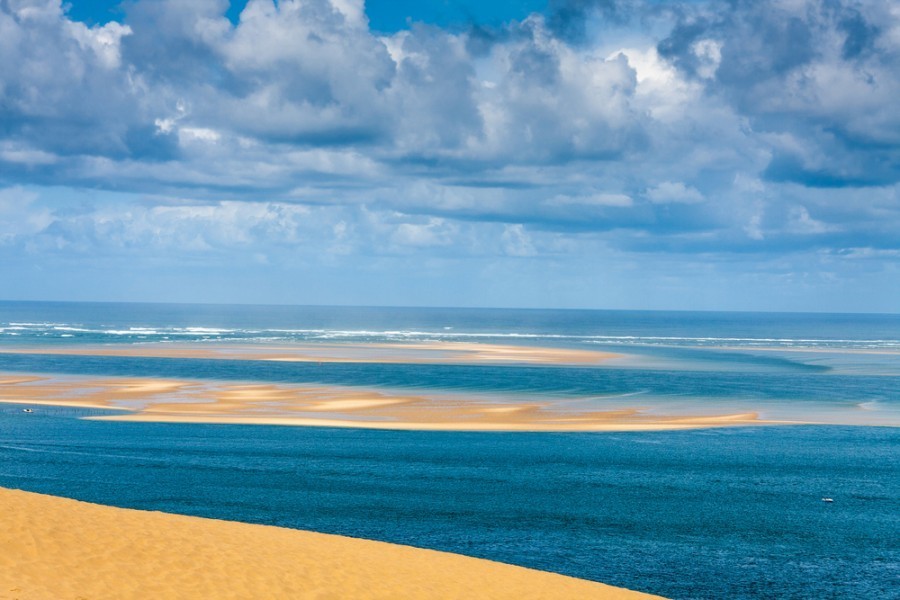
[0,373,779,431]
[0,487,660,599]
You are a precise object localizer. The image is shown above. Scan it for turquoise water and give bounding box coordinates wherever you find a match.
[0,302,898,598]
[2,301,899,351]
[1,301,898,423]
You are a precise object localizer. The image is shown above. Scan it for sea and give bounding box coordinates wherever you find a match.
[0,301,898,598]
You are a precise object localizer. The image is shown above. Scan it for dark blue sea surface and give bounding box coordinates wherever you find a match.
[1,302,899,598]
[0,407,897,599]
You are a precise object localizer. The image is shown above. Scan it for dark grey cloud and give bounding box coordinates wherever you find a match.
[0,1,151,158]
[658,0,900,188]
[121,0,231,85]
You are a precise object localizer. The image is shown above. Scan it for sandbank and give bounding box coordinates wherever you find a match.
[0,373,781,431]
[0,487,660,599]
[0,341,618,366]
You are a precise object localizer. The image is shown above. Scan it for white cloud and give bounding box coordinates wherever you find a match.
[0,143,58,165]
[501,224,536,257]
[178,127,221,144]
[0,0,896,278]
[391,218,457,248]
[786,206,835,235]
[614,46,700,122]
[67,20,132,69]
[0,186,52,243]
[744,212,765,241]
[691,39,722,79]
[646,182,705,204]
[548,193,633,207]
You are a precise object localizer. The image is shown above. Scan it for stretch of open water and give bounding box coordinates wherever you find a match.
[0,301,898,598]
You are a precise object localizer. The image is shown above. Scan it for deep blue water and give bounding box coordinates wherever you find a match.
[1,302,899,598]
[0,407,897,599]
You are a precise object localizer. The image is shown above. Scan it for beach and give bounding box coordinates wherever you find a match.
[0,487,657,599]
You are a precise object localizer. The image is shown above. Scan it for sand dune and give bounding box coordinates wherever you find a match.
[0,487,660,599]
[0,374,779,431]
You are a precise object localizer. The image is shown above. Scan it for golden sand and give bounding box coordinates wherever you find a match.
[0,341,617,366]
[0,374,777,431]
[0,487,661,600]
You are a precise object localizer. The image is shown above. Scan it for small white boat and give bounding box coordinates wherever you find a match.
[822,497,834,503]
[22,408,33,413]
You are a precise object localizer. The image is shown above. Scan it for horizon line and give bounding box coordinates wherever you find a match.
[0,298,897,317]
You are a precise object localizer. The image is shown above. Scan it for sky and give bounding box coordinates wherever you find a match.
[0,0,898,312]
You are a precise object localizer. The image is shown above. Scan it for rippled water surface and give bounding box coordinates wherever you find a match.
[0,409,897,599]
[1,302,898,598]
[2,301,899,351]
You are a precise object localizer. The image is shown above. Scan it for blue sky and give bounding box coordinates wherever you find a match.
[1,0,898,311]
[65,0,550,31]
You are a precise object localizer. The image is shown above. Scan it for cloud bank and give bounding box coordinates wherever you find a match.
[0,0,898,309]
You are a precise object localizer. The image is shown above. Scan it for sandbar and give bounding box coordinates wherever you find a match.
[0,373,781,431]
[0,341,618,366]
[0,487,660,599]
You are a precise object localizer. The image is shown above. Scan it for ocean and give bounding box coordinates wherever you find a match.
[0,301,898,598]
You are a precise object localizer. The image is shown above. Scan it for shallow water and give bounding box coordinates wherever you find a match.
[3,301,899,423]
[1,351,897,424]
[0,408,897,599]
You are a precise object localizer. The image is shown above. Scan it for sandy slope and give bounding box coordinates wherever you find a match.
[0,488,661,599]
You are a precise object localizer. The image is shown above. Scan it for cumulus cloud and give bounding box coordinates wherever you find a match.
[500,224,537,257]
[0,186,51,244]
[658,0,900,187]
[646,182,704,205]
[548,193,633,207]
[12,196,318,258]
[0,0,898,308]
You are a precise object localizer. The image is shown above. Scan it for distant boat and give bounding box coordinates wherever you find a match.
[822,497,834,503]
[22,408,33,413]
